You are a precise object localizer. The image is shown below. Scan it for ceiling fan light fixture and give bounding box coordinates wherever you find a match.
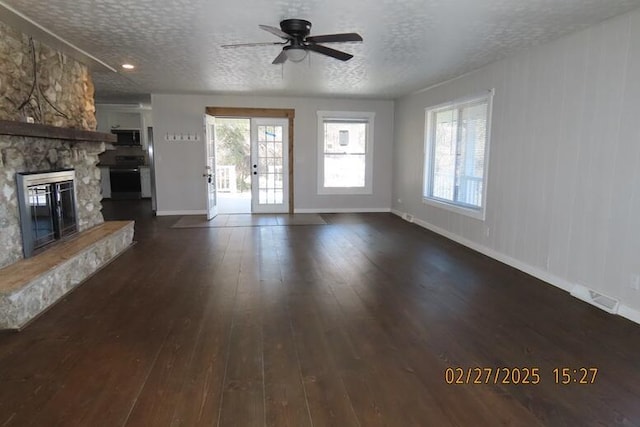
[225,19,362,64]
[283,46,307,63]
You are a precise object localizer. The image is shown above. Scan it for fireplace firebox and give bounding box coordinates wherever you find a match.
[16,169,78,258]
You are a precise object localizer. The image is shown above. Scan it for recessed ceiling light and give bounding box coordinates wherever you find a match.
[121,63,135,70]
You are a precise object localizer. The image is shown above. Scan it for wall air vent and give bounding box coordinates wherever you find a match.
[404,213,414,223]
[570,284,619,314]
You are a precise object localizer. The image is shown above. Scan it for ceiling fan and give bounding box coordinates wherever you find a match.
[221,19,363,64]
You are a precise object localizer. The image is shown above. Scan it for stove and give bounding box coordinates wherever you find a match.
[110,156,145,199]
[114,155,146,168]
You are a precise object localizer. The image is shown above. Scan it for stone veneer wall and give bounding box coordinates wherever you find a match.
[0,136,105,268]
[0,21,96,130]
[0,21,104,269]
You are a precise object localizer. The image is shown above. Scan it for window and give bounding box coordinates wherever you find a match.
[423,91,493,219]
[317,111,374,195]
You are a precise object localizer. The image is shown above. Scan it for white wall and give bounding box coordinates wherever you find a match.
[393,9,640,320]
[151,94,394,214]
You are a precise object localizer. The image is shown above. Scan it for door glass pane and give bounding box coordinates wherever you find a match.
[256,124,284,206]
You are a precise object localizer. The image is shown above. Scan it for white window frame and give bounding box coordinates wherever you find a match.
[423,90,493,220]
[317,111,375,195]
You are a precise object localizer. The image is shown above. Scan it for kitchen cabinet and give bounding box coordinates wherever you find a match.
[95,105,151,151]
[108,112,141,130]
[140,166,151,198]
[95,108,141,133]
[99,167,111,199]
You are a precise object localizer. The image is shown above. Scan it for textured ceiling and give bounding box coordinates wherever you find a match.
[2,0,640,101]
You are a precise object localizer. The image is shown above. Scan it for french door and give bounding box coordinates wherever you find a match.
[204,114,218,220]
[250,118,289,213]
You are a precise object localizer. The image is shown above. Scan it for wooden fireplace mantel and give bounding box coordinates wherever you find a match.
[0,120,116,143]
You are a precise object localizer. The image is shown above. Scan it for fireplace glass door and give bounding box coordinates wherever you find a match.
[29,183,56,249]
[27,180,77,252]
[56,180,77,237]
[17,170,78,258]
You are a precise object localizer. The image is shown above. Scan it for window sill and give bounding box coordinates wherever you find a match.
[318,187,372,196]
[422,197,485,220]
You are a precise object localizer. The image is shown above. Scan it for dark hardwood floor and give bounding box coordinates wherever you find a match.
[1,199,639,426]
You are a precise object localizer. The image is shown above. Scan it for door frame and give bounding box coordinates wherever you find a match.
[205,107,295,214]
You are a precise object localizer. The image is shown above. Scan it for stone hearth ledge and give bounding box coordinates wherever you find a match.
[0,221,134,330]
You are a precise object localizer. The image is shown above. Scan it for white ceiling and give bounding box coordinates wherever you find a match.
[2,0,640,101]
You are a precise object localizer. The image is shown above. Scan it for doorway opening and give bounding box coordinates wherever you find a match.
[204,107,295,217]
[214,118,251,214]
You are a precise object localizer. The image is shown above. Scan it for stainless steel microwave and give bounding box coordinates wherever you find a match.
[111,129,141,146]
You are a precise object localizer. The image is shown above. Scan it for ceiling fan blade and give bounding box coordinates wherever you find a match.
[305,44,354,61]
[306,33,363,43]
[272,50,288,64]
[259,24,292,40]
[221,41,286,48]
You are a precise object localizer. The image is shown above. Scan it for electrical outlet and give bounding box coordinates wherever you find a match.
[631,274,640,291]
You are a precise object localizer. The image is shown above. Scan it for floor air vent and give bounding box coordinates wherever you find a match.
[571,285,619,314]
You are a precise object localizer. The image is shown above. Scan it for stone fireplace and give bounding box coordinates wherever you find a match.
[0,122,135,330]
[0,21,134,330]
[0,129,106,268]
[0,18,103,268]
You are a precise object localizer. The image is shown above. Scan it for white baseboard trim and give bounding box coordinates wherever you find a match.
[410,215,574,293]
[391,209,416,222]
[156,210,206,216]
[392,210,640,326]
[619,305,640,325]
[294,208,392,214]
